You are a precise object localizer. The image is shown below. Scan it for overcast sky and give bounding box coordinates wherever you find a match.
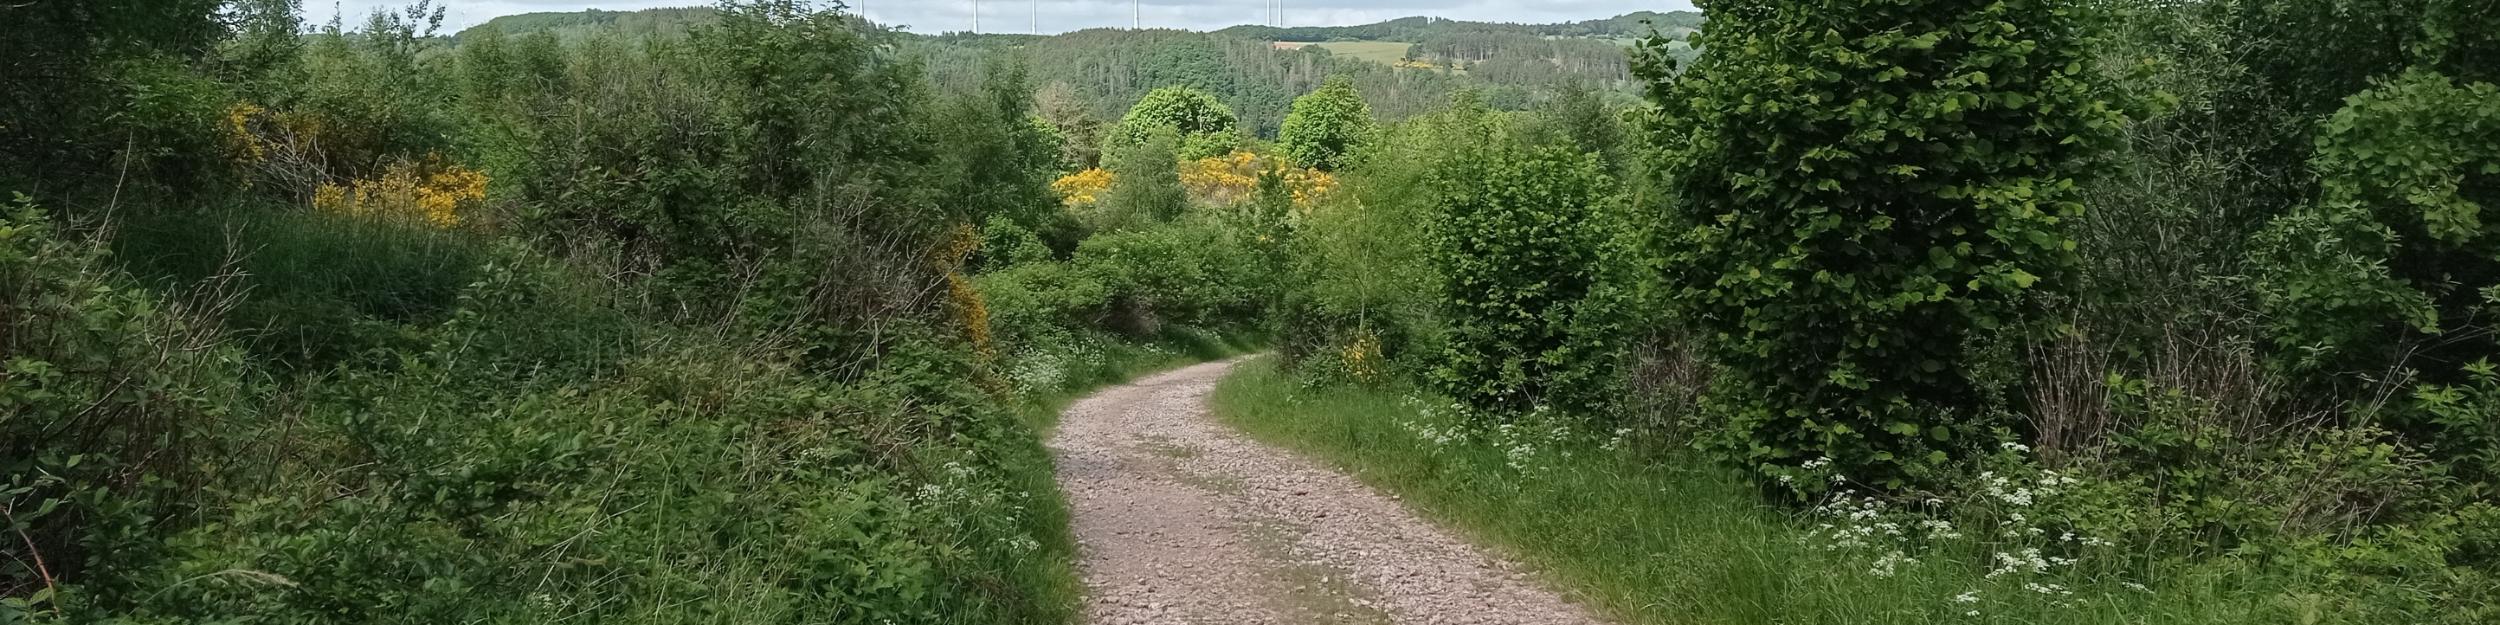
[303,1,1694,35]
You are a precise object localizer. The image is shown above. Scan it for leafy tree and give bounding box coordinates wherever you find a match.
[1109,86,1244,160]
[932,59,1064,236]
[1033,81,1106,170]
[2249,6,2500,479]
[1426,145,1621,421]
[0,0,227,193]
[1642,0,2128,489]
[1093,131,1190,230]
[1279,75,1376,171]
[1547,81,1620,168]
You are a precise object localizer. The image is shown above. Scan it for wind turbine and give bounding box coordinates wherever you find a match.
[1132,0,1140,29]
[1031,0,1038,33]
[972,0,980,33]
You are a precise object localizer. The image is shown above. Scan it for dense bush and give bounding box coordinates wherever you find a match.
[1424,146,1622,421]
[1643,0,2129,489]
[1,201,254,607]
[1089,132,1192,231]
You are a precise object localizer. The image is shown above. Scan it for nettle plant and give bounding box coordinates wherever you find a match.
[1641,0,2129,490]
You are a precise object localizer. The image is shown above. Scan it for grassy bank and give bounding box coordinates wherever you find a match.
[1209,359,2328,625]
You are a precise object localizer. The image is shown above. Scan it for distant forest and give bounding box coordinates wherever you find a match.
[459,7,1702,137]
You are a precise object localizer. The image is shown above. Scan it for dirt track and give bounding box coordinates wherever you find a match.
[1048,358,1607,625]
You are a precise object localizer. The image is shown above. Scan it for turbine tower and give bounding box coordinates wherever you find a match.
[1031,0,1038,33]
[1132,0,1140,29]
[972,0,980,33]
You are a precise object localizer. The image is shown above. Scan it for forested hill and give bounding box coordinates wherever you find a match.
[1210,11,1703,41]
[460,6,1697,136]
[454,6,717,40]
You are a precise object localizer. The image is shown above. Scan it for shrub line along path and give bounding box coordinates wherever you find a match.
[1049,358,1608,625]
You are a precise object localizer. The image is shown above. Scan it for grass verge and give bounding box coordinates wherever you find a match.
[1209,358,2309,625]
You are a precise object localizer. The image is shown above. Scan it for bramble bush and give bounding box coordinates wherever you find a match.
[1643,0,2129,490]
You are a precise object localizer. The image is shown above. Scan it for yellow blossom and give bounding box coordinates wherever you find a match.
[310,153,487,228]
[1052,168,1113,207]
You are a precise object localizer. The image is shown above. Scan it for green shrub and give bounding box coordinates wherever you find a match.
[1423,145,1621,421]
[976,260,1112,349]
[1,200,254,609]
[2251,69,2499,382]
[1072,222,1269,333]
[110,205,487,369]
[1641,0,2129,490]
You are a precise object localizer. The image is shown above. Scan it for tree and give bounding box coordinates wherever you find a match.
[1093,131,1190,231]
[1546,81,1619,170]
[1642,0,2128,489]
[1109,86,1242,160]
[0,0,226,192]
[1279,75,1375,171]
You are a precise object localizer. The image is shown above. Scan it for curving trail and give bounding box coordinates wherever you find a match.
[1049,358,1609,625]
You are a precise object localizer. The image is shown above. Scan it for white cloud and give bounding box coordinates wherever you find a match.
[303,0,1694,35]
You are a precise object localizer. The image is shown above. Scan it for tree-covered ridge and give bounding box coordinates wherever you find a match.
[1213,10,1704,42]
[452,6,718,40]
[449,7,1675,139]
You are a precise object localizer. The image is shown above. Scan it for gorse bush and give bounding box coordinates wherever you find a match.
[1643,0,2130,490]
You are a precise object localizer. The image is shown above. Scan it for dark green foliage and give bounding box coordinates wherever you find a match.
[1075,222,1272,333]
[0,0,229,196]
[1,201,253,605]
[1278,76,1376,171]
[1644,0,2128,489]
[1425,146,1620,420]
[110,206,487,370]
[2250,71,2499,381]
[932,60,1066,233]
[1545,81,1624,170]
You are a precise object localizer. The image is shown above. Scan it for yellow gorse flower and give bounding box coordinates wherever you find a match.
[310,154,487,228]
[1341,330,1384,385]
[1177,150,1337,209]
[1051,168,1113,207]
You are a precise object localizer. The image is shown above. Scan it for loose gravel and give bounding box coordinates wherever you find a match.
[1049,358,1609,625]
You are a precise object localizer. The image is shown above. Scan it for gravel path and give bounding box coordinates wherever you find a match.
[1048,358,1609,625]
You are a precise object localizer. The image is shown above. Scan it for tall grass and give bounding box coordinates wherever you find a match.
[1210,359,2320,625]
